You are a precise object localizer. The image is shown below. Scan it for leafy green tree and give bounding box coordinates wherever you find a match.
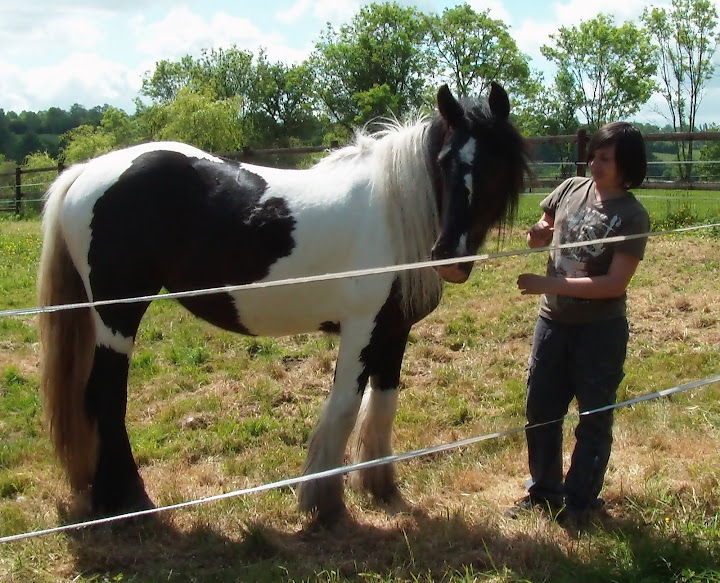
[141,87,246,153]
[194,47,254,104]
[61,125,117,164]
[541,14,657,129]
[140,47,254,107]
[140,47,323,148]
[245,51,326,147]
[698,124,720,179]
[61,107,147,164]
[426,5,532,99]
[140,56,198,103]
[643,0,720,179]
[14,132,44,163]
[0,110,15,161]
[310,2,431,130]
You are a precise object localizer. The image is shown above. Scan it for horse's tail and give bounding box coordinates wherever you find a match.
[37,164,98,492]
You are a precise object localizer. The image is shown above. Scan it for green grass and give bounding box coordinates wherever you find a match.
[0,210,719,582]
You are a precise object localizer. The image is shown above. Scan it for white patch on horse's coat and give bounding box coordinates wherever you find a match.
[460,139,476,206]
[459,138,476,164]
[230,121,443,333]
[300,317,375,507]
[353,385,398,458]
[229,160,396,336]
[93,313,134,355]
[457,233,468,255]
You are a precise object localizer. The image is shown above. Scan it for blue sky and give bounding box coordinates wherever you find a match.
[1,0,719,125]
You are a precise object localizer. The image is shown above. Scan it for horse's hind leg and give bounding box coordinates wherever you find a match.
[87,305,153,515]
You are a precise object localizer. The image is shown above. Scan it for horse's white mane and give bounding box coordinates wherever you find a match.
[316,118,443,318]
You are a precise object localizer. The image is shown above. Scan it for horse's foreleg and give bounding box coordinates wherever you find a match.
[298,318,374,524]
[348,326,408,502]
[348,383,399,501]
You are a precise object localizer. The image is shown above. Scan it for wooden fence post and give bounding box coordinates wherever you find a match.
[576,129,588,177]
[14,167,22,214]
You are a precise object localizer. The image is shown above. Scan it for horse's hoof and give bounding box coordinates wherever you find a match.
[91,488,155,518]
[308,503,350,531]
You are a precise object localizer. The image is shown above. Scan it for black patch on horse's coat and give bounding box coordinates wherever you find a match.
[85,346,151,514]
[356,281,422,393]
[88,150,296,337]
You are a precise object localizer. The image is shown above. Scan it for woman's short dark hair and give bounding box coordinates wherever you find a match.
[586,122,647,189]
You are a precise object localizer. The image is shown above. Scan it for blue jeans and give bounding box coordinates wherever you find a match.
[525,316,628,509]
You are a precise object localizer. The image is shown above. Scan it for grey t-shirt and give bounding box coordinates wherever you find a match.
[538,176,650,323]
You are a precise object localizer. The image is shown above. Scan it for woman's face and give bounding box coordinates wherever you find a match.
[589,144,623,192]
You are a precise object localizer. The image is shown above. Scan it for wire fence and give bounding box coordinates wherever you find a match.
[0,224,718,544]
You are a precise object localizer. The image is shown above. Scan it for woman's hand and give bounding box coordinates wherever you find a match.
[526,217,554,248]
[517,273,549,295]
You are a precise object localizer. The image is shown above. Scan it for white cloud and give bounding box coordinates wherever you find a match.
[276,0,314,24]
[277,0,362,25]
[0,10,105,62]
[0,53,139,112]
[133,7,309,64]
[311,0,362,22]
[465,0,511,24]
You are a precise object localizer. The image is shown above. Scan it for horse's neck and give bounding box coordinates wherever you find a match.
[371,122,443,319]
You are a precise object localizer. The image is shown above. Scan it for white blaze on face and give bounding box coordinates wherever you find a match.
[457,232,468,255]
[458,138,476,205]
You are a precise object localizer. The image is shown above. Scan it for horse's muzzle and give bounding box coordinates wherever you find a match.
[435,261,473,283]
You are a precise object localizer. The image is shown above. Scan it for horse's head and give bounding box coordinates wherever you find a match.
[429,83,529,283]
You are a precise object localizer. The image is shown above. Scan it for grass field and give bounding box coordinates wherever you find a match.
[0,199,719,582]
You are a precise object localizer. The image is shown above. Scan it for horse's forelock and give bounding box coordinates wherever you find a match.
[464,96,531,222]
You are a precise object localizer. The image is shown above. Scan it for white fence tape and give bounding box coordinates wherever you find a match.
[1,223,718,320]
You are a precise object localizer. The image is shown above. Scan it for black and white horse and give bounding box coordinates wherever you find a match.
[38,83,528,524]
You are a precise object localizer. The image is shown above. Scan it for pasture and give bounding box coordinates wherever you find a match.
[0,189,719,582]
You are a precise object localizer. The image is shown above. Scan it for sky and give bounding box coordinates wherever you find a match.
[2,0,720,126]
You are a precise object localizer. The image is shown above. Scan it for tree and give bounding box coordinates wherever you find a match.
[426,5,532,99]
[643,0,720,179]
[140,47,254,108]
[61,107,147,164]
[140,56,198,103]
[310,2,431,130]
[246,51,326,147]
[698,126,720,179]
[140,47,322,148]
[0,109,15,161]
[61,125,117,164]
[141,87,246,153]
[541,14,657,130]
[14,131,44,163]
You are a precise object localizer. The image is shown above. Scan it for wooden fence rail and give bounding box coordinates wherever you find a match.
[2,131,720,213]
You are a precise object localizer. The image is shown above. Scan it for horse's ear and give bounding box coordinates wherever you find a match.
[437,84,464,127]
[488,82,510,121]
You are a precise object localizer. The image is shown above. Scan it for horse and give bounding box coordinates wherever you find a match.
[37,83,529,525]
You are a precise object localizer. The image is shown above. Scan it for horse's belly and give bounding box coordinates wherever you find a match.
[231,277,390,336]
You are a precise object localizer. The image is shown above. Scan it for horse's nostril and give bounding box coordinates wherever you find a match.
[431,241,452,260]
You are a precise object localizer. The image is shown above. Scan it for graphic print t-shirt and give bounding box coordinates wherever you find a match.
[538,176,650,323]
